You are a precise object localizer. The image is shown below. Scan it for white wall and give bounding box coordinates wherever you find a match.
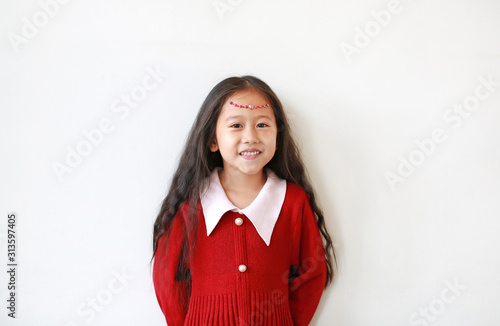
[1,0,499,325]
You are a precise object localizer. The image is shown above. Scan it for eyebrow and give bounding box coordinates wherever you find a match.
[225,114,273,122]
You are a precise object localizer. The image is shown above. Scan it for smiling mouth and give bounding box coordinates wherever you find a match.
[239,151,261,156]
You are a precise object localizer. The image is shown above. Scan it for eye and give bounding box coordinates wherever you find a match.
[257,123,269,128]
[230,124,242,128]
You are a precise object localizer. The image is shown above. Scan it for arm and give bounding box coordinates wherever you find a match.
[289,195,328,326]
[153,216,190,326]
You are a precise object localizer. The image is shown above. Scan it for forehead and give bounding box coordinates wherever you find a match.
[219,90,275,119]
[230,90,268,104]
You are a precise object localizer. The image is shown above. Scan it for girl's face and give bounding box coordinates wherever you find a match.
[210,90,277,179]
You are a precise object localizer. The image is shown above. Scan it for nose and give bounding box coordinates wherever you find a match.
[242,127,258,144]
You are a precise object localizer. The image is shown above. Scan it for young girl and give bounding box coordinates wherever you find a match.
[153,76,335,326]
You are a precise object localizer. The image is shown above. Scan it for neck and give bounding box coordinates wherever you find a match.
[219,169,267,194]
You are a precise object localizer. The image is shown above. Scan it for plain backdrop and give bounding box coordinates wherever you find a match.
[1,0,500,325]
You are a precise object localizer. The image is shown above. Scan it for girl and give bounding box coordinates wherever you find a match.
[153,76,335,326]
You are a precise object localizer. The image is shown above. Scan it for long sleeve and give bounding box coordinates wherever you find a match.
[153,215,190,326]
[288,194,328,326]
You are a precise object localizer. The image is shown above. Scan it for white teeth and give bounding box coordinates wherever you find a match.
[240,151,260,156]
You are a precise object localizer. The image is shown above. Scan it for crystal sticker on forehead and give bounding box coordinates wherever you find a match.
[228,100,270,110]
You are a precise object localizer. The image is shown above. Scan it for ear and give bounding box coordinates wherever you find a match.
[210,140,219,152]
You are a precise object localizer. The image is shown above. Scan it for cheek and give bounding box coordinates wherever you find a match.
[268,131,278,146]
[216,132,238,151]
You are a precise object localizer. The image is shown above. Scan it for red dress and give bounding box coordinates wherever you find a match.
[153,182,327,326]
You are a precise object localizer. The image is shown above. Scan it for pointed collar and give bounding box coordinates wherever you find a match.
[200,168,287,246]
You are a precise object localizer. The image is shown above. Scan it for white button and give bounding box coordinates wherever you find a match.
[238,264,247,273]
[234,217,243,226]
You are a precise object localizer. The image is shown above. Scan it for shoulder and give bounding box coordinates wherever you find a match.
[163,200,200,235]
[266,169,310,208]
[285,182,309,201]
[176,199,202,218]
[282,182,312,224]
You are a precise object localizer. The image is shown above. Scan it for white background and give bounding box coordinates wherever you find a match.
[1,0,500,325]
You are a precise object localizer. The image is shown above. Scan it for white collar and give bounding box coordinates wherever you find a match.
[200,168,287,246]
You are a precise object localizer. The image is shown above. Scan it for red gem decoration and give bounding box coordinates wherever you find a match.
[228,100,270,110]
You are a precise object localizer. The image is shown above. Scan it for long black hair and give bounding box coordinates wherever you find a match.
[153,75,336,286]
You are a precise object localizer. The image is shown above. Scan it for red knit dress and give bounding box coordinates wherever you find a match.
[153,182,327,326]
